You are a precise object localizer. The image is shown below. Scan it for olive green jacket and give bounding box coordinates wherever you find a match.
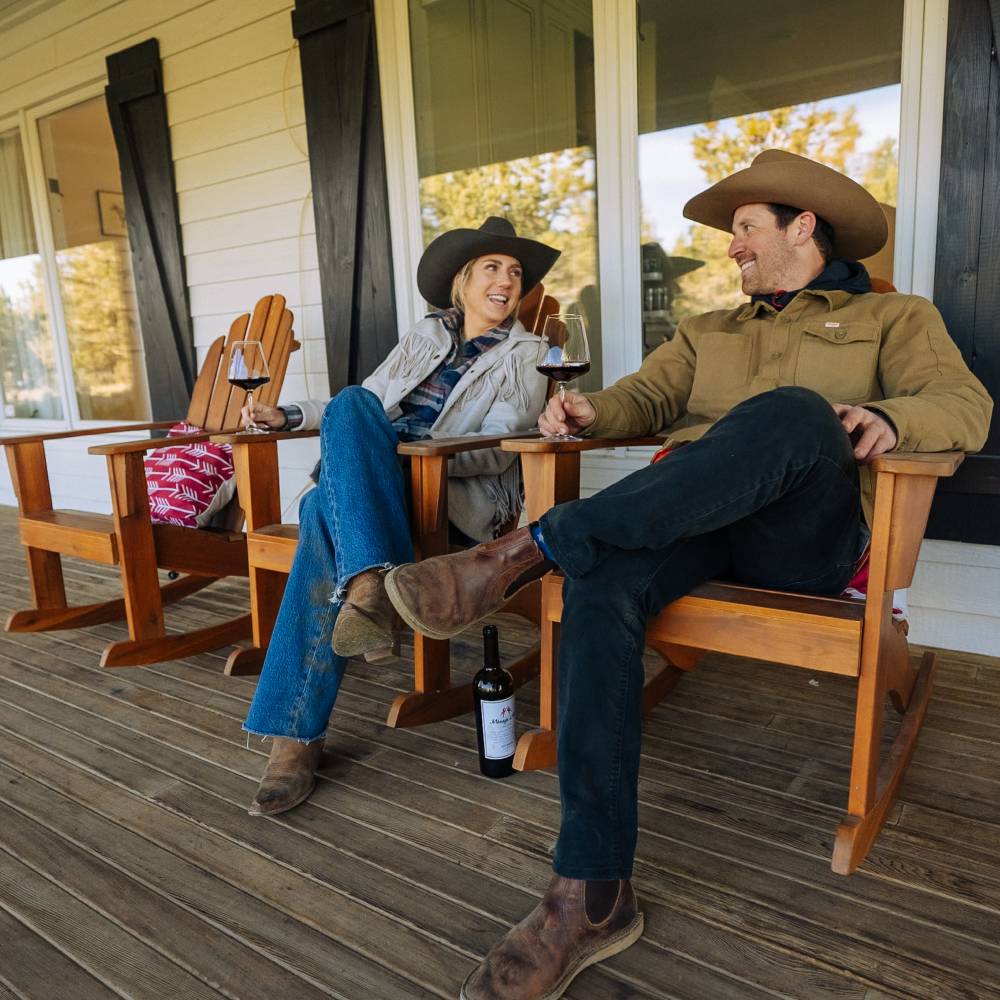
[585,289,993,525]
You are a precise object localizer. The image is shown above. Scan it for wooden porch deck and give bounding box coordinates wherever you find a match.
[1,504,1000,999]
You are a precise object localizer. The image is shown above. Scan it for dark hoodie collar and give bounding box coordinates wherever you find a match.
[751,259,871,312]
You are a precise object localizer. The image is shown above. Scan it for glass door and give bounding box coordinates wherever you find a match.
[636,0,904,356]
[36,95,151,421]
[0,127,63,420]
[407,0,602,389]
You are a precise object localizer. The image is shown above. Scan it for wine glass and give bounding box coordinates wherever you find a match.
[536,313,591,441]
[228,341,271,433]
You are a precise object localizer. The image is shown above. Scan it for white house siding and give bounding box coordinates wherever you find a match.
[0,0,995,654]
[0,0,323,521]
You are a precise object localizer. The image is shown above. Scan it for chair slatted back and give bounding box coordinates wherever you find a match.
[517,284,544,329]
[534,294,561,337]
[186,335,227,429]
[186,295,299,433]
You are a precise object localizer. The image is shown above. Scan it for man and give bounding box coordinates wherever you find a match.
[386,150,994,1000]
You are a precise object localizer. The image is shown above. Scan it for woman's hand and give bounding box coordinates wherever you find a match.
[241,400,287,431]
[539,391,596,437]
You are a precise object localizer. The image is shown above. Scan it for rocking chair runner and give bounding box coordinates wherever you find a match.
[216,285,561,731]
[1,294,299,668]
[500,434,961,875]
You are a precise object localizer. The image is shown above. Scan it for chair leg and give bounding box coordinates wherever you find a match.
[642,642,705,715]
[388,583,544,729]
[225,566,286,676]
[832,648,937,874]
[24,546,68,612]
[514,602,559,772]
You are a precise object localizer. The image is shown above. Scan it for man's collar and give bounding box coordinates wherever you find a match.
[737,287,859,321]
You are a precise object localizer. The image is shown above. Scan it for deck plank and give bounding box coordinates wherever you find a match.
[0,906,117,1000]
[1,505,1000,1000]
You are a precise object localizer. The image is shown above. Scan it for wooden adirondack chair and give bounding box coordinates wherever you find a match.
[500,433,961,875]
[1,294,299,668]
[217,285,560,731]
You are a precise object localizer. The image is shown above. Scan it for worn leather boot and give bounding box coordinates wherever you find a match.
[385,527,552,640]
[460,875,643,1000]
[332,568,396,660]
[248,737,325,816]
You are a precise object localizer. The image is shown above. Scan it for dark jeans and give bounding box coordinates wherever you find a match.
[539,387,866,879]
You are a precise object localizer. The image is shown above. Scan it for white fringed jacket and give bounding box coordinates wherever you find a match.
[289,315,548,542]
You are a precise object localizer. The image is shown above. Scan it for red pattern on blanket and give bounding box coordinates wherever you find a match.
[144,422,235,528]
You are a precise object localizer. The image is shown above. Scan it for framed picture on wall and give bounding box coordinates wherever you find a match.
[97,190,126,237]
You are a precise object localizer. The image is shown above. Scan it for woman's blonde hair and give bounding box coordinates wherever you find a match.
[450,256,521,318]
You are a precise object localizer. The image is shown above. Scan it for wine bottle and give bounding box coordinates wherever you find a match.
[473,625,516,778]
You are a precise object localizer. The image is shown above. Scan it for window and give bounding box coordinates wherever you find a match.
[37,95,150,421]
[636,0,904,356]
[407,0,602,388]
[0,128,62,419]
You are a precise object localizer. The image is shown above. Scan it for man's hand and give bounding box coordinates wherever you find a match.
[832,403,897,462]
[539,391,597,437]
[240,400,287,431]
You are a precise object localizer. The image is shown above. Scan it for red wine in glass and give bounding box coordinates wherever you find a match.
[228,375,270,392]
[536,361,591,383]
[228,341,271,432]
[536,314,591,441]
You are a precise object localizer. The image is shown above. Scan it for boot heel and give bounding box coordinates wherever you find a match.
[363,631,400,664]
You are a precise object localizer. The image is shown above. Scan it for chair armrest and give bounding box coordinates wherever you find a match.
[88,432,217,456]
[501,434,665,454]
[211,429,320,445]
[869,451,964,477]
[397,430,542,457]
[0,420,177,447]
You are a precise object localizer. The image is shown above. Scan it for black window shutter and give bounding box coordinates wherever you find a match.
[105,38,195,420]
[927,0,1000,545]
[293,0,397,393]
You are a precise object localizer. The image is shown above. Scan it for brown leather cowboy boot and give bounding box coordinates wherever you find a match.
[248,737,325,816]
[385,527,552,640]
[461,875,643,1000]
[332,568,396,660]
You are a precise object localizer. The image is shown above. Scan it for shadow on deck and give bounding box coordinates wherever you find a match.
[1,505,999,999]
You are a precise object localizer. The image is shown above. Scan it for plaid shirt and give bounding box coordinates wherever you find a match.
[391,308,512,442]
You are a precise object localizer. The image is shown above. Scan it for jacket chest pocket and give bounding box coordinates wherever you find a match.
[794,322,880,401]
[688,333,752,414]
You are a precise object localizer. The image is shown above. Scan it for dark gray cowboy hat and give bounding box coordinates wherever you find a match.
[417,216,561,310]
[643,243,705,280]
[683,149,888,260]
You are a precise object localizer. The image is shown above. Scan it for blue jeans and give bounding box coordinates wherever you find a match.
[243,387,414,742]
[539,387,868,879]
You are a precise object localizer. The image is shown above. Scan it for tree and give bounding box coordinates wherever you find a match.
[0,265,62,419]
[859,136,898,205]
[690,103,861,184]
[418,145,598,311]
[55,240,147,420]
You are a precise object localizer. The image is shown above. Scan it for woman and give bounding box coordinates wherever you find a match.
[241,217,559,816]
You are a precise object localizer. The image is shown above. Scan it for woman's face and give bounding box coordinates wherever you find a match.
[462,254,523,326]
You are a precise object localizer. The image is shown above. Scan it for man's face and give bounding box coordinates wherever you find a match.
[727,203,799,295]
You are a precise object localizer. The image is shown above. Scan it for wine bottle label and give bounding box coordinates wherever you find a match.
[480,695,516,759]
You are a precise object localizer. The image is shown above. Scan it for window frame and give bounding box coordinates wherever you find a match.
[0,80,154,433]
[376,0,949,388]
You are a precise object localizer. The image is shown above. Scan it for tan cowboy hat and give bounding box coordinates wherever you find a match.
[417,216,560,310]
[682,149,888,261]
